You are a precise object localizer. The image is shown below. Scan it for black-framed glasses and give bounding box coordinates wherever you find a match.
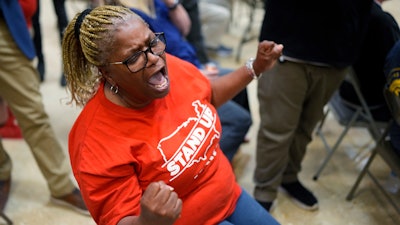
[108,32,166,73]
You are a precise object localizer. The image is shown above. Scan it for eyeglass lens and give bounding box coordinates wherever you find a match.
[126,33,166,73]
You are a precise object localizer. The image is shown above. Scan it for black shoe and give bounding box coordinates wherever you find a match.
[51,188,90,216]
[280,181,318,211]
[257,200,273,211]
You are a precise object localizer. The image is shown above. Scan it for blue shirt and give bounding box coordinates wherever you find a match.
[131,0,202,68]
[0,0,36,59]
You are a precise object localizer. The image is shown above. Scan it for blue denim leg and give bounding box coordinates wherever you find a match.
[218,67,251,112]
[218,221,234,225]
[219,189,280,225]
[217,101,252,161]
[218,66,233,76]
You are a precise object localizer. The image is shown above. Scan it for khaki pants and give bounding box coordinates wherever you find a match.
[254,60,348,202]
[0,18,74,197]
[0,98,7,126]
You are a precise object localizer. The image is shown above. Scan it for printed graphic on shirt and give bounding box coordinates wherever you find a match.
[158,100,220,181]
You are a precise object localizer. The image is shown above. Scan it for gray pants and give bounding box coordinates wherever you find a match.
[254,60,348,202]
[199,0,231,49]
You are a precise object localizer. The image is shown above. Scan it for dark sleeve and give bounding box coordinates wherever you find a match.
[385,41,400,80]
[181,0,210,64]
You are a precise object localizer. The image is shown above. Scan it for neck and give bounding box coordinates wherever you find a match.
[104,82,150,109]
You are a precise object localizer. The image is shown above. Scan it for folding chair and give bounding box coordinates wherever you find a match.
[346,86,400,214]
[313,69,389,181]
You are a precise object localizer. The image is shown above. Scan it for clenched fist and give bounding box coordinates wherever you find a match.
[138,181,182,225]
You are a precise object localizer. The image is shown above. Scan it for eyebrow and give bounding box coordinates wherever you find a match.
[121,33,158,62]
[128,33,155,55]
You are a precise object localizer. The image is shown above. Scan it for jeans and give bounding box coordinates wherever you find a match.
[216,66,252,161]
[218,189,280,225]
[218,101,252,161]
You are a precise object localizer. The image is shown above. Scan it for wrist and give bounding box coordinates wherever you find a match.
[167,0,180,10]
[245,58,262,80]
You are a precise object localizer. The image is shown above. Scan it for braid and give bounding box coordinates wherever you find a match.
[62,5,136,106]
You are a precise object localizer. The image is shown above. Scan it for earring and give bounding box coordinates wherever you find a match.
[110,85,119,94]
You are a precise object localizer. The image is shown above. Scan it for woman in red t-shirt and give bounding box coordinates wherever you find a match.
[62,5,283,225]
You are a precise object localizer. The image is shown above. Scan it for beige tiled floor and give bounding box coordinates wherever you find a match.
[2,0,400,224]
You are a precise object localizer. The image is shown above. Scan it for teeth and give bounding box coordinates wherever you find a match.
[154,80,167,88]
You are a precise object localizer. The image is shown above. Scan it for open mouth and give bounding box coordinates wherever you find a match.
[147,68,169,90]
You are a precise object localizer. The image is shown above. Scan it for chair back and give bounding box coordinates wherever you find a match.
[313,68,390,180]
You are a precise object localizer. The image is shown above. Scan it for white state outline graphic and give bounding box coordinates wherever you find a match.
[158,100,220,181]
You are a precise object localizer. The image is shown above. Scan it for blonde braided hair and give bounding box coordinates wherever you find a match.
[62,5,139,106]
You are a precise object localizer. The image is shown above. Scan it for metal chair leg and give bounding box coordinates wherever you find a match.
[313,108,362,180]
[346,148,378,201]
[0,212,13,225]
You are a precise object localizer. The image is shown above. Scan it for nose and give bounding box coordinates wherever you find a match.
[144,49,160,68]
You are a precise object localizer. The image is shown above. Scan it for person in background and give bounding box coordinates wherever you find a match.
[338,0,400,195]
[0,0,38,139]
[181,0,250,113]
[0,0,88,216]
[0,96,10,225]
[384,40,400,155]
[198,0,233,57]
[253,0,373,212]
[0,98,7,127]
[383,39,400,194]
[32,0,69,85]
[180,0,210,65]
[339,0,400,122]
[62,5,283,225]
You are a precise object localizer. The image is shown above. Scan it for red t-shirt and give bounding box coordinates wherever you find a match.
[69,54,241,225]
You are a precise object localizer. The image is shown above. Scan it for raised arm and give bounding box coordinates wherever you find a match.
[210,40,283,108]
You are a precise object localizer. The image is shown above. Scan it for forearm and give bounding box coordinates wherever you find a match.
[118,216,140,225]
[210,66,254,108]
[168,5,191,36]
[117,215,175,225]
[209,40,283,107]
[209,43,279,108]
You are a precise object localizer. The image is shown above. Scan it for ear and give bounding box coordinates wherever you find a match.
[98,66,116,86]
